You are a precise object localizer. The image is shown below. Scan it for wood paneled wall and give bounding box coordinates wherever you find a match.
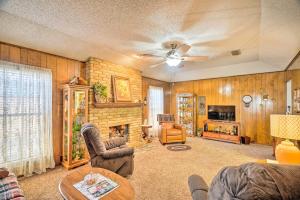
[0,42,85,164]
[1,41,299,162]
[170,72,288,145]
[142,77,171,121]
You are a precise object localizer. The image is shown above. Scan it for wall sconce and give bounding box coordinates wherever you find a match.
[260,94,270,106]
[262,94,269,101]
[143,97,147,106]
[260,94,275,107]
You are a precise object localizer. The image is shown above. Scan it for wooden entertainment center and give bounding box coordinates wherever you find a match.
[202,120,241,144]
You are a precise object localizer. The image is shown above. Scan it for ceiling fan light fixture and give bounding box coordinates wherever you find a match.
[166,57,181,67]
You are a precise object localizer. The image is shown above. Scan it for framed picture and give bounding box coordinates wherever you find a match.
[198,96,206,115]
[294,88,300,113]
[112,76,132,102]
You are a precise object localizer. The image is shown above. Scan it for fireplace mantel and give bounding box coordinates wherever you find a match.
[93,102,143,108]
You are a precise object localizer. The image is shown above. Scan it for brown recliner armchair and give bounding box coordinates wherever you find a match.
[157,114,186,145]
[81,123,134,177]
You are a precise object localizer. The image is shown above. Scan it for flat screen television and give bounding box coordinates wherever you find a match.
[208,105,235,121]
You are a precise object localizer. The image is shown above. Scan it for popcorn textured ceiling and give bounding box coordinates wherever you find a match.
[0,0,299,81]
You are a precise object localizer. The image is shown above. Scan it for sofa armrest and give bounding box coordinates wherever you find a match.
[158,127,167,142]
[174,124,186,139]
[102,147,134,159]
[0,168,9,178]
[104,137,127,150]
[188,175,208,200]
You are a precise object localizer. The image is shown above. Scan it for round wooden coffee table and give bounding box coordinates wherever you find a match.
[59,165,135,200]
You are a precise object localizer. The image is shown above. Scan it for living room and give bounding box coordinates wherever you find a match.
[0,0,300,200]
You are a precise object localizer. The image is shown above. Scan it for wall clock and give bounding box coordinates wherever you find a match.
[242,95,253,107]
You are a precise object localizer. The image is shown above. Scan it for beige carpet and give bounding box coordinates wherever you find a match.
[19,137,273,200]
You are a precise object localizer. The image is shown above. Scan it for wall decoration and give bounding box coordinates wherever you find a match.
[242,95,252,108]
[198,96,206,115]
[112,76,132,102]
[258,87,276,107]
[294,88,300,113]
[93,82,108,103]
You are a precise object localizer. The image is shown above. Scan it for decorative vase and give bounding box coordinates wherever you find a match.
[94,94,106,103]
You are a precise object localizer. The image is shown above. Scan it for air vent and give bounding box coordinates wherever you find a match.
[231,49,241,56]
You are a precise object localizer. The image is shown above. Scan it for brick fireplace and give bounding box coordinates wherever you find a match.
[85,57,142,145]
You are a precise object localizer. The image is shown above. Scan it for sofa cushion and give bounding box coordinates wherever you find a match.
[167,128,182,136]
[209,163,300,200]
[161,122,174,129]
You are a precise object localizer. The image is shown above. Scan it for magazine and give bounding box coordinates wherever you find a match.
[73,173,119,200]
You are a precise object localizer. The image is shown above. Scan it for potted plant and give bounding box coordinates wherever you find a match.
[197,128,203,137]
[93,82,108,103]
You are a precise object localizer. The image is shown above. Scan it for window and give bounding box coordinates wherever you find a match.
[0,60,54,176]
[148,86,164,137]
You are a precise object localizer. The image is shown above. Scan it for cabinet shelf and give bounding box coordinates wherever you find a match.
[203,120,241,144]
[62,84,89,170]
[203,132,241,144]
[93,102,143,108]
[177,93,196,135]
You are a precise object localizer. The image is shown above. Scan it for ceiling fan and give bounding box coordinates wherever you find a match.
[139,41,208,68]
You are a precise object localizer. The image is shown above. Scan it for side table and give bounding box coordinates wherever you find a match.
[141,125,152,143]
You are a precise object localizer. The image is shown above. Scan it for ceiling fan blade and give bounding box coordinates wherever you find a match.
[183,56,208,62]
[139,53,164,58]
[176,44,191,55]
[149,61,166,68]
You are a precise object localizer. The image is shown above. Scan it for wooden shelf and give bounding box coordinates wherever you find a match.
[202,120,241,144]
[204,120,240,125]
[93,102,143,108]
[203,132,241,144]
[62,158,89,170]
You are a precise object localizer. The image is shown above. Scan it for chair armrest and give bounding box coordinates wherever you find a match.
[102,147,134,159]
[174,124,184,130]
[104,137,127,150]
[188,175,208,200]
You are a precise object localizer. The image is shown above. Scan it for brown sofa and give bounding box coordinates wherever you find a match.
[81,123,134,177]
[158,123,186,145]
[188,163,300,200]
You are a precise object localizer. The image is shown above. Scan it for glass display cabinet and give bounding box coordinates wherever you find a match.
[177,93,196,136]
[62,84,90,169]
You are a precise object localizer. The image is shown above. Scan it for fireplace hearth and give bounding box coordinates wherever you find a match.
[109,124,129,142]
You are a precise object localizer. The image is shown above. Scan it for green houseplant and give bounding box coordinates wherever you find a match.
[93,82,108,103]
[197,128,203,137]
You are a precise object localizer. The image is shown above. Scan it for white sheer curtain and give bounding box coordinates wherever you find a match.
[148,86,164,137]
[0,60,54,176]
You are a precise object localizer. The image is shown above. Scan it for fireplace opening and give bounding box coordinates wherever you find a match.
[109,124,129,142]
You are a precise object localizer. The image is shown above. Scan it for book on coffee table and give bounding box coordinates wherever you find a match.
[73,173,119,200]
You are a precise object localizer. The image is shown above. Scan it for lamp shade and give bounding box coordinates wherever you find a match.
[270,114,300,140]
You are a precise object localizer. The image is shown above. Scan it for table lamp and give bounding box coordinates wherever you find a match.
[270,114,300,164]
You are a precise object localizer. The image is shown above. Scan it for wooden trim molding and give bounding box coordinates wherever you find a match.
[285,50,300,71]
[93,102,143,108]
